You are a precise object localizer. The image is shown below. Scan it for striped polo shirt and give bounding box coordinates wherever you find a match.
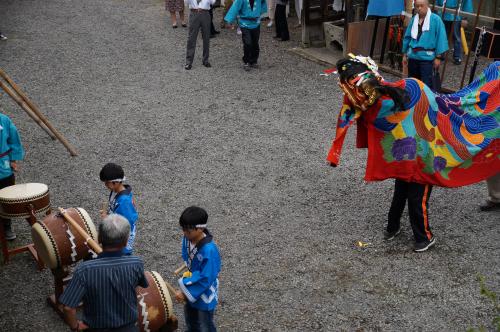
[59,251,148,329]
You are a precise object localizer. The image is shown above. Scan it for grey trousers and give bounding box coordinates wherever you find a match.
[486,172,500,203]
[186,10,211,65]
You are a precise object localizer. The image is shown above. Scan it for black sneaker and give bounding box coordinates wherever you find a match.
[243,63,250,71]
[184,64,192,70]
[203,62,211,68]
[5,229,16,241]
[479,200,500,212]
[383,227,401,241]
[414,237,436,252]
[453,58,462,65]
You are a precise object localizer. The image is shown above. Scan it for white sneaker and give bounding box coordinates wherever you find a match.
[0,34,7,41]
[237,27,242,35]
[267,20,273,28]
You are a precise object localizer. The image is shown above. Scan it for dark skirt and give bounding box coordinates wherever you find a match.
[165,0,184,12]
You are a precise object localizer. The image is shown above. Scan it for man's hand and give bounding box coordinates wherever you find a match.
[433,58,441,69]
[175,290,186,303]
[10,161,19,172]
[461,19,468,28]
[99,210,108,219]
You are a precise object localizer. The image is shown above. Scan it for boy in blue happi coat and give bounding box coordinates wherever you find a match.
[224,0,267,71]
[99,163,138,255]
[175,206,221,332]
[0,113,24,240]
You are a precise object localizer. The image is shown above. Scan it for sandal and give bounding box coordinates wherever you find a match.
[172,24,178,28]
[181,23,187,27]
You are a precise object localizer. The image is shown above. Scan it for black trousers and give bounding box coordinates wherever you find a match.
[241,27,260,65]
[209,7,217,34]
[387,179,433,243]
[0,174,15,230]
[274,4,289,41]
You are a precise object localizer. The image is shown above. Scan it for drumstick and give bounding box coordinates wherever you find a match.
[58,207,103,254]
[164,280,178,296]
[174,263,188,275]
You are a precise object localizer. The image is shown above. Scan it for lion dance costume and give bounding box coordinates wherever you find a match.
[327,55,500,188]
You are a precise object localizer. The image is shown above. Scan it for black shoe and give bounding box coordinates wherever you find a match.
[181,23,187,27]
[243,63,250,71]
[383,227,401,241]
[453,58,462,65]
[479,200,500,212]
[184,64,192,70]
[414,237,436,252]
[280,38,290,42]
[172,24,178,29]
[203,62,211,68]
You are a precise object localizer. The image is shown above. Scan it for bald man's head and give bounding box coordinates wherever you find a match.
[415,0,429,18]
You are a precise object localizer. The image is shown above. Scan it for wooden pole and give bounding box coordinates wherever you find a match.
[58,207,102,254]
[440,0,463,84]
[0,69,78,156]
[174,263,188,275]
[164,281,178,296]
[459,0,485,88]
[0,81,57,140]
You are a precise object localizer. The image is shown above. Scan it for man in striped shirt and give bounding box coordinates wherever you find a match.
[59,214,148,332]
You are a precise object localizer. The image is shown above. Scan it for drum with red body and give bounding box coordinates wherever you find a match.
[137,271,174,332]
[31,207,98,269]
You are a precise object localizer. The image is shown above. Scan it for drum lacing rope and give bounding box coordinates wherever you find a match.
[151,272,170,319]
[0,191,49,203]
[75,208,98,259]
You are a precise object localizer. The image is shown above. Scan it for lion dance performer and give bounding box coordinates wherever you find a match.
[327,55,499,252]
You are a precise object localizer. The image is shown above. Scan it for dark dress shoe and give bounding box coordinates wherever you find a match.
[203,62,211,68]
[479,200,500,211]
[212,30,220,34]
[184,64,192,70]
[172,25,178,29]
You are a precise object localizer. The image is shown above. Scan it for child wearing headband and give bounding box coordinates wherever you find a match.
[99,163,138,255]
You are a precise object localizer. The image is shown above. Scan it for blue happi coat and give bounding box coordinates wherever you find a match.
[224,0,267,29]
[0,113,24,180]
[435,0,473,21]
[107,185,138,255]
[178,230,221,311]
[402,13,449,61]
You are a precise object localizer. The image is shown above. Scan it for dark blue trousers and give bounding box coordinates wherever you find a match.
[408,58,434,88]
[184,303,216,332]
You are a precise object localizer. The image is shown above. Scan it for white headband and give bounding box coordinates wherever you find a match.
[109,176,126,182]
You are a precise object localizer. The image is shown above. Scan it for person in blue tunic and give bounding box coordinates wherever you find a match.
[175,206,221,332]
[402,0,449,88]
[99,163,139,255]
[435,0,473,65]
[0,113,25,241]
[224,0,267,71]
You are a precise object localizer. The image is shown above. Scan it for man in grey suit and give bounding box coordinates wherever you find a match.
[185,0,215,70]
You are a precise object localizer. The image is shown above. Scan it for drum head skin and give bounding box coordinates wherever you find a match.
[150,271,174,319]
[0,183,48,200]
[31,222,59,269]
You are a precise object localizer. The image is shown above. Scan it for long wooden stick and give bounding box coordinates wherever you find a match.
[0,81,57,140]
[0,69,78,156]
[58,207,103,254]
[164,280,178,295]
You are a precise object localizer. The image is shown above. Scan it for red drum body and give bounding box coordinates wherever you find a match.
[137,271,174,332]
[31,207,97,269]
[0,183,50,219]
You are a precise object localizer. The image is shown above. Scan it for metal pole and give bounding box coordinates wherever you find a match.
[459,0,485,88]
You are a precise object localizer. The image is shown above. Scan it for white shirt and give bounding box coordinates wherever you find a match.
[185,0,215,10]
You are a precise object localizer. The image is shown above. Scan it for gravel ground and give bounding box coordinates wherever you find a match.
[0,0,499,331]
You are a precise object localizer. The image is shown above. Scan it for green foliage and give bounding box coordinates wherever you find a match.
[468,275,500,332]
